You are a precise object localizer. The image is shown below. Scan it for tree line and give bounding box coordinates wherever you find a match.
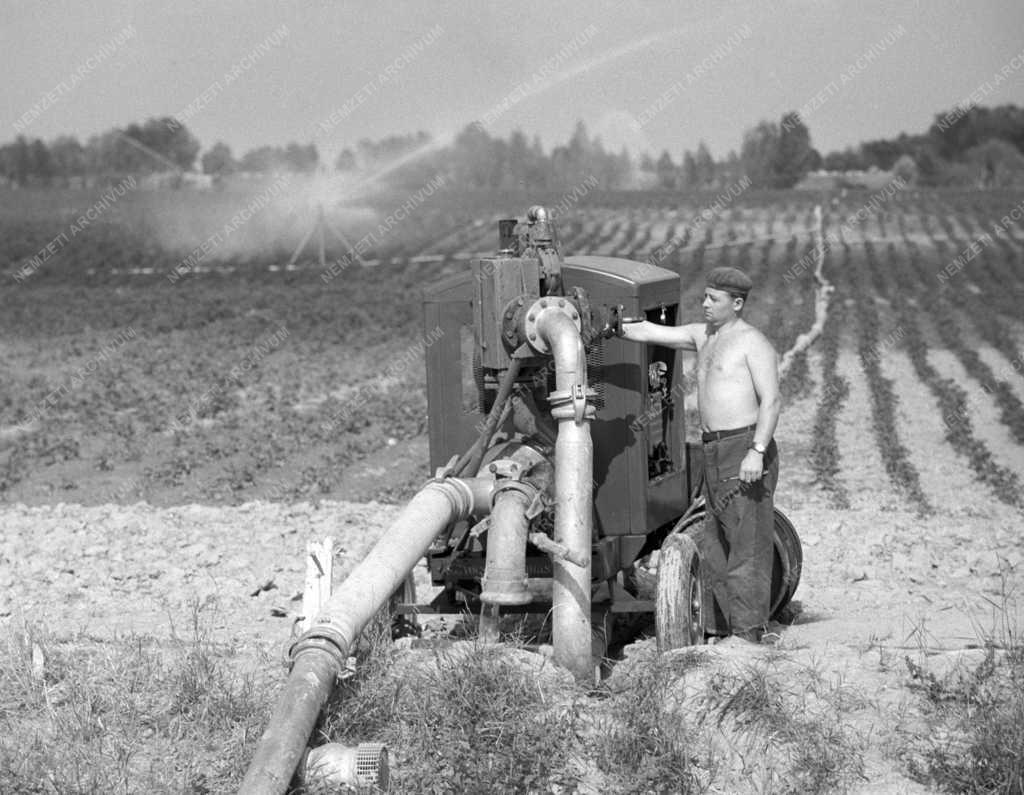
[2,103,1022,190]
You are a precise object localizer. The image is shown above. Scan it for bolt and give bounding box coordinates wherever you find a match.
[527,313,536,322]
[529,333,537,341]
[571,311,579,320]
[540,299,548,308]
[516,298,524,306]
[489,464,497,473]
[558,299,565,307]
[505,311,513,319]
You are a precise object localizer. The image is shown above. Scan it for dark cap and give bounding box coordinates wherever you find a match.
[706,266,753,297]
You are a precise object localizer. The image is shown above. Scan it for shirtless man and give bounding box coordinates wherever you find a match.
[619,266,781,643]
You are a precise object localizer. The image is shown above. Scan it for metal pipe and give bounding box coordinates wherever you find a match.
[535,308,595,683]
[480,483,533,606]
[239,475,494,795]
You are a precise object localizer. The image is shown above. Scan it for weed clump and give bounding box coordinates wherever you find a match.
[322,627,581,793]
[0,605,270,793]
[905,622,1024,793]
[591,651,705,794]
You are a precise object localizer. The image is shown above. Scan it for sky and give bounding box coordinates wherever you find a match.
[4,0,1024,166]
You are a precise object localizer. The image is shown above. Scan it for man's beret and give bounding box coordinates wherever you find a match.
[706,266,753,296]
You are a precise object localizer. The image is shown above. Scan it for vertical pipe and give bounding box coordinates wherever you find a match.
[480,485,533,605]
[550,415,594,681]
[535,310,595,682]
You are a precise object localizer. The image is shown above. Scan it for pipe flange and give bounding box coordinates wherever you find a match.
[522,298,581,354]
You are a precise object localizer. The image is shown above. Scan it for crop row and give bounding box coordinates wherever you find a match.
[849,240,932,514]
[867,240,1023,510]
[900,238,1024,446]
[807,237,850,508]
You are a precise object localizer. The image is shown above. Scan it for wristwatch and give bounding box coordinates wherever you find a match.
[750,441,767,455]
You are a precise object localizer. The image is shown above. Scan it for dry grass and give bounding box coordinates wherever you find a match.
[5,593,1019,794]
[0,600,272,794]
[902,587,1024,793]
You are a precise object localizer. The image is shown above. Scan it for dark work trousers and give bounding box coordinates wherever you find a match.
[696,430,779,638]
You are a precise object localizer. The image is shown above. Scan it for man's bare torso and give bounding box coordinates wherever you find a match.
[694,320,763,432]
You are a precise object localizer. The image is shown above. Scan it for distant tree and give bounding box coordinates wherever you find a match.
[451,123,500,188]
[144,117,200,170]
[655,149,677,189]
[239,146,284,173]
[694,140,715,187]
[283,142,318,172]
[122,117,201,172]
[90,128,151,174]
[201,141,236,176]
[49,136,86,184]
[8,137,33,187]
[740,120,779,187]
[822,147,864,172]
[929,104,1024,161]
[965,138,1024,187]
[721,149,742,184]
[891,154,919,185]
[5,136,34,186]
[610,146,632,190]
[860,138,903,170]
[773,112,816,188]
[29,139,54,184]
[681,150,698,186]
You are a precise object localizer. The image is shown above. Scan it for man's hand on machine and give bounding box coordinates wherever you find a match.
[599,305,645,339]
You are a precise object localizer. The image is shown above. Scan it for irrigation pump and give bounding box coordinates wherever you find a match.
[240,206,802,793]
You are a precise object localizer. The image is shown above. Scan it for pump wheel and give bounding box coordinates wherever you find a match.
[655,533,704,651]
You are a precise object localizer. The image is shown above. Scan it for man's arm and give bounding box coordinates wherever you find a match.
[620,320,702,351]
[739,332,781,482]
[746,332,781,445]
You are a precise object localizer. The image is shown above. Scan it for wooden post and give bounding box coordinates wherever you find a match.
[300,538,334,632]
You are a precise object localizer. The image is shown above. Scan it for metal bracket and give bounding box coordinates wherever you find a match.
[571,383,587,423]
[528,532,588,568]
[430,455,460,483]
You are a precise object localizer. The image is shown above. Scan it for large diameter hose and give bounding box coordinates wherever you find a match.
[534,308,595,683]
[239,476,494,795]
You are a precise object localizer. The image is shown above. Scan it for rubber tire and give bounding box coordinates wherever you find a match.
[769,508,802,617]
[678,505,802,622]
[389,574,420,640]
[655,533,705,652]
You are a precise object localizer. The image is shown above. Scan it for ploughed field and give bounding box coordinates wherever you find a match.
[2,184,1023,792]
[1,185,1022,512]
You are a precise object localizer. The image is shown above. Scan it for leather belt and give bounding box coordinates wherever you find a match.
[701,424,757,443]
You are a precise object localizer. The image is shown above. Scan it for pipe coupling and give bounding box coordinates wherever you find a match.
[421,477,475,521]
[491,478,535,505]
[548,385,597,423]
[288,623,351,674]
